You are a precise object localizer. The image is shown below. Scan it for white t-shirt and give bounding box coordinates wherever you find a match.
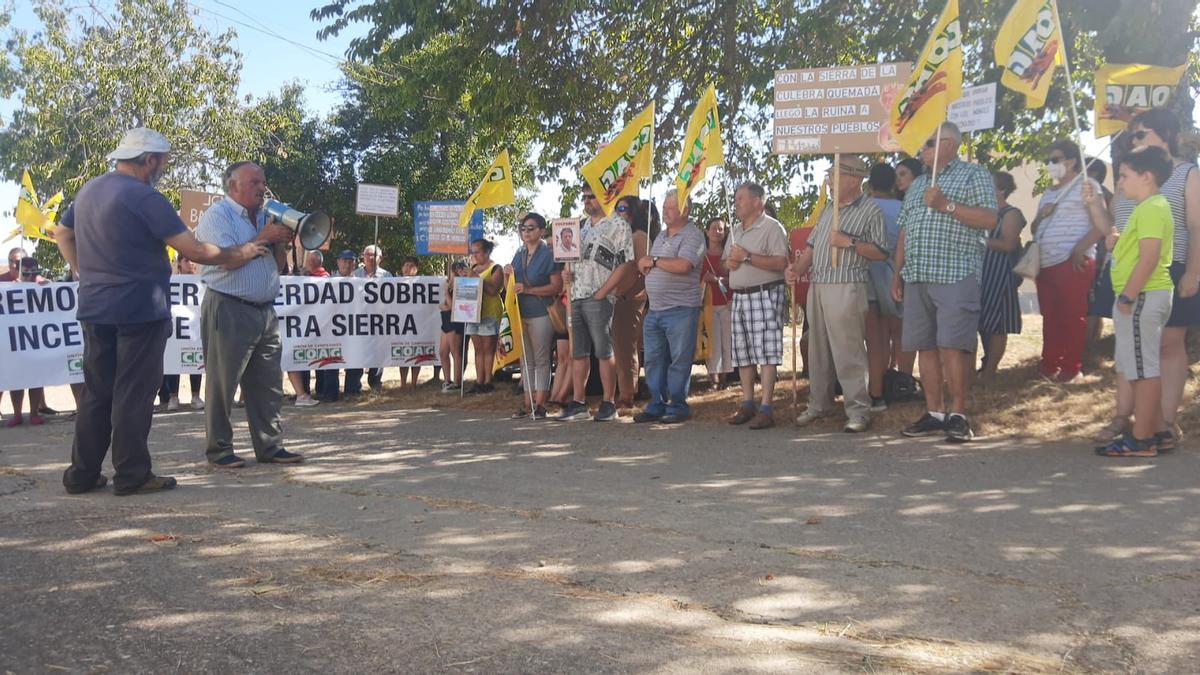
[1036,177,1102,268]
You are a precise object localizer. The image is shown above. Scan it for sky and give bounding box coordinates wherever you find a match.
[2,2,1197,263]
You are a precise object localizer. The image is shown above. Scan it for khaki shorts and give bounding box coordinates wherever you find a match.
[901,276,981,352]
[1114,290,1172,381]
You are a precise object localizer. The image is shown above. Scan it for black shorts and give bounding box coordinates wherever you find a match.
[1167,261,1200,327]
[440,310,464,335]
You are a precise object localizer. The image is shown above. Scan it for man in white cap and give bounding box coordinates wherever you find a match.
[56,127,268,496]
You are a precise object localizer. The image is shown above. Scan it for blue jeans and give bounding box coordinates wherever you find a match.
[642,306,700,418]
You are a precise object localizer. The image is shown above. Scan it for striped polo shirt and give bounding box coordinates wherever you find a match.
[808,194,886,284]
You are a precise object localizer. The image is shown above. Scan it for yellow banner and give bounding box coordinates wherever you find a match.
[11,169,61,242]
[1094,63,1187,137]
[994,0,1063,108]
[889,0,963,156]
[695,284,713,362]
[798,181,829,231]
[675,85,724,210]
[494,272,524,373]
[458,149,515,228]
[582,102,655,216]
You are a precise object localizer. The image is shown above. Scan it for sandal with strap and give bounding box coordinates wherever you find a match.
[1097,435,1158,458]
[1092,418,1130,447]
[1155,424,1182,453]
[510,408,530,420]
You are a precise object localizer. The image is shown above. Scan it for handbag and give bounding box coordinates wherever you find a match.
[523,243,569,333]
[1012,240,1041,280]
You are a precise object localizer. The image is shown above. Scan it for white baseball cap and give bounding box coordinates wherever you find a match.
[107,127,172,160]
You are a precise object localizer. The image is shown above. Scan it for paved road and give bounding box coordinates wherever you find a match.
[1,403,1198,673]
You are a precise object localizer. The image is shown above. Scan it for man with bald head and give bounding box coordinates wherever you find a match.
[196,161,303,469]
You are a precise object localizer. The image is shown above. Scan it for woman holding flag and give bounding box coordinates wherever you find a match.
[507,213,563,419]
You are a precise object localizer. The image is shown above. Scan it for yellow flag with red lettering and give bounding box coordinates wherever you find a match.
[581,102,655,216]
[494,273,524,373]
[889,0,963,156]
[675,85,724,210]
[994,0,1064,108]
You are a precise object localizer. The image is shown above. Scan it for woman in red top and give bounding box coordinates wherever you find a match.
[702,218,733,391]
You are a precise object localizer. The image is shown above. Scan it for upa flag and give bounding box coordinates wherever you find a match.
[582,102,655,216]
[889,0,963,156]
[1094,63,1188,137]
[458,149,515,228]
[994,0,1063,108]
[10,169,63,242]
[494,273,524,374]
[675,85,724,209]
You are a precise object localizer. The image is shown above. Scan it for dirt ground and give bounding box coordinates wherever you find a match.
[3,353,1200,672]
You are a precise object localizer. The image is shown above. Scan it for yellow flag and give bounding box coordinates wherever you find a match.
[675,86,724,210]
[494,272,524,373]
[12,170,61,242]
[1094,63,1188,137]
[798,181,829,230]
[582,102,655,216]
[994,0,1063,108]
[458,149,515,228]
[889,0,963,156]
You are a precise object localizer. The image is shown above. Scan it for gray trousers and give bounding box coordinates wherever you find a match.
[520,315,555,392]
[201,292,284,462]
[807,282,871,418]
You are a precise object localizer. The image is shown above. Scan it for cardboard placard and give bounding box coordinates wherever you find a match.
[772,62,913,155]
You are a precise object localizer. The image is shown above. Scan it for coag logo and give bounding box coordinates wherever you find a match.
[295,346,345,368]
[392,344,436,365]
[67,357,83,375]
[181,351,205,368]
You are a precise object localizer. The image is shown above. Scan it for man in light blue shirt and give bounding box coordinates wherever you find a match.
[195,161,302,469]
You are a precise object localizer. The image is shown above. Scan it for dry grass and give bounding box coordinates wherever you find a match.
[306,316,1200,442]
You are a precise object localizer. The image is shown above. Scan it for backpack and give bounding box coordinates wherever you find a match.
[883,368,923,403]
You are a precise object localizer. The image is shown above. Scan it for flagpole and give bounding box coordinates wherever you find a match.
[1051,0,1089,177]
[831,153,842,268]
[932,131,943,186]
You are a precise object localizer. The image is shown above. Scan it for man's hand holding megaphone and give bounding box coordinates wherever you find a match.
[257,217,296,245]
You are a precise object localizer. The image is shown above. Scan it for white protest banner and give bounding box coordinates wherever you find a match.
[355,183,400,217]
[0,277,444,390]
[772,62,913,155]
[947,83,998,133]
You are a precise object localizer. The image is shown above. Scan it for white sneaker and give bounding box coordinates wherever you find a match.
[295,394,319,407]
[167,396,180,412]
[441,381,457,394]
[190,397,205,411]
[844,417,869,433]
[794,408,826,427]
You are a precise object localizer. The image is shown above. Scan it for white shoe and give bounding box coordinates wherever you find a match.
[794,408,826,427]
[844,417,869,433]
[295,394,319,407]
[441,381,457,394]
[190,397,205,411]
[167,396,180,412]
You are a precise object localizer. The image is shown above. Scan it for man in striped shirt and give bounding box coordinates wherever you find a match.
[196,161,305,469]
[786,156,888,432]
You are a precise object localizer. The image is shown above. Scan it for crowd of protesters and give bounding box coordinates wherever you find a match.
[3,107,1198,495]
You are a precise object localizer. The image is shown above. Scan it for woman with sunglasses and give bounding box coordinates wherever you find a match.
[1094,108,1200,450]
[5,258,48,427]
[464,238,504,394]
[506,213,563,419]
[1028,140,1109,383]
[611,195,649,413]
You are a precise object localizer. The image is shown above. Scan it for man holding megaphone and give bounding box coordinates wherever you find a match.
[195,161,305,470]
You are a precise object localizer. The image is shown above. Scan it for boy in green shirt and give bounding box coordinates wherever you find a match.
[1097,146,1176,457]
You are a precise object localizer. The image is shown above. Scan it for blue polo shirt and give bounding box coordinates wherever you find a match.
[60,172,188,324]
[510,241,562,318]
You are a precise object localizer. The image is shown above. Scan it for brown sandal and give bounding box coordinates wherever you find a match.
[1093,418,1129,444]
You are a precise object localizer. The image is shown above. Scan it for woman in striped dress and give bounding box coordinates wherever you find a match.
[1095,108,1200,449]
[978,172,1026,376]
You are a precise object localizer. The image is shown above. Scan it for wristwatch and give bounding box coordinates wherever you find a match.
[945,201,958,214]
[651,256,659,268]
[1118,294,1134,306]
[745,252,753,266]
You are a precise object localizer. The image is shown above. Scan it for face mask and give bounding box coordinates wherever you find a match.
[1047,163,1066,181]
[148,156,168,187]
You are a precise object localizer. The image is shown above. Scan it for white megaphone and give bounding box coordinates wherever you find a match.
[263,198,332,250]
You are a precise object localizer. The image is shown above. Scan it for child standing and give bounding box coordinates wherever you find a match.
[1098,146,1177,457]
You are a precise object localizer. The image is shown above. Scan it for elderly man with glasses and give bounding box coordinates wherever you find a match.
[889,122,998,443]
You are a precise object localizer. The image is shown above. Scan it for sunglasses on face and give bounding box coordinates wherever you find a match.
[1132,130,1150,141]
[923,137,953,149]
[1046,156,1064,164]
[615,205,630,214]
[582,194,596,201]
[519,225,539,232]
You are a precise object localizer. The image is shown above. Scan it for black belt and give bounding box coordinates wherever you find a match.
[210,289,273,310]
[732,280,785,295]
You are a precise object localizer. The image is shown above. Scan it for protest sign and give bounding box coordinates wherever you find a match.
[355,183,400,217]
[552,218,581,262]
[451,276,482,324]
[948,83,997,132]
[772,63,913,155]
[414,201,485,256]
[179,190,223,228]
[0,277,444,390]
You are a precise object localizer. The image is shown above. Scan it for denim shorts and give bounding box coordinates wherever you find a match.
[570,297,615,359]
[464,315,500,336]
